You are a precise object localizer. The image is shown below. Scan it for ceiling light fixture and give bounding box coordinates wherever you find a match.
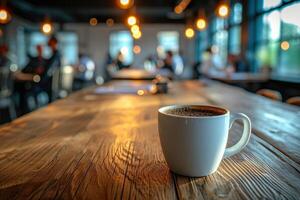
[0,7,11,24]
[106,18,114,26]
[127,15,137,26]
[185,27,194,39]
[89,17,98,26]
[41,20,53,35]
[195,9,207,31]
[130,24,140,34]
[117,0,134,9]
[132,30,142,39]
[217,3,229,18]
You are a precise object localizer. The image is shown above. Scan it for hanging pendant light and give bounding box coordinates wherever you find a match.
[195,9,207,31]
[117,0,134,9]
[41,18,54,35]
[0,7,11,24]
[185,27,195,39]
[216,1,230,18]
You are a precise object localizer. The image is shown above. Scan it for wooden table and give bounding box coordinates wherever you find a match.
[0,80,299,199]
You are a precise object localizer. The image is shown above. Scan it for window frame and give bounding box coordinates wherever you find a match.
[249,0,300,76]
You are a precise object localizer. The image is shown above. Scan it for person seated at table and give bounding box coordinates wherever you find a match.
[73,53,96,90]
[227,54,249,73]
[115,51,130,70]
[160,50,174,73]
[14,45,46,114]
[173,50,184,76]
[200,47,216,75]
[144,55,157,71]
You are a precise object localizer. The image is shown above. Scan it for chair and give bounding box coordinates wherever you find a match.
[286,96,300,106]
[256,89,282,101]
[0,67,16,121]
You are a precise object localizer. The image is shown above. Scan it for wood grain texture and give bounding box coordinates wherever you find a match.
[0,80,299,199]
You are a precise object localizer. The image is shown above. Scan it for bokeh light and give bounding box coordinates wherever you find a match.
[41,22,53,35]
[131,24,140,34]
[127,15,137,26]
[106,18,114,26]
[218,4,229,18]
[89,18,98,26]
[133,45,141,54]
[196,18,206,30]
[281,41,290,51]
[0,8,11,24]
[185,27,194,39]
[132,31,142,39]
[118,0,133,9]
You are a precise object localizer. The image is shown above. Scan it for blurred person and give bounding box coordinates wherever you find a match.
[173,51,184,76]
[0,44,11,68]
[73,53,95,90]
[227,54,249,73]
[14,45,46,114]
[161,50,174,73]
[14,36,62,114]
[144,55,157,71]
[42,35,61,101]
[200,47,214,74]
[115,51,129,70]
[200,47,224,76]
[104,52,114,81]
[192,61,201,79]
[46,35,61,72]
[21,45,45,75]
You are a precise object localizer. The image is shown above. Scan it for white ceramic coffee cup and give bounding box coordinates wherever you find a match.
[158,105,251,177]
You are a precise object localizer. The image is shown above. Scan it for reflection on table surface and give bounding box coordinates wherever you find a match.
[110,68,173,80]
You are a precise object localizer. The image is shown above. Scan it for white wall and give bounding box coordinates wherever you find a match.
[64,23,195,75]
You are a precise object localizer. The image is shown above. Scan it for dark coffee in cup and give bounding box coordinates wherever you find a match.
[165,105,226,117]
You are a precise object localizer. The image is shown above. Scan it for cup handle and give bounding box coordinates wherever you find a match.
[223,113,251,158]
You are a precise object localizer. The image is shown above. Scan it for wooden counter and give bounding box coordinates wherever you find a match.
[0,80,299,199]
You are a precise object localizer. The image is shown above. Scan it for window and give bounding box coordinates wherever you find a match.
[200,2,243,66]
[228,2,243,55]
[109,31,133,65]
[27,32,78,66]
[28,32,51,58]
[256,0,282,12]
[157,31,179,55]
[229,26,241,54]
[57,32,78,65]
[256,11,281,43]
[210,17,228,66]
[281,3,300,38]
[231,2,243,24]
[279,39,300,75]
[252,0,300,76]
[212,30,228,67]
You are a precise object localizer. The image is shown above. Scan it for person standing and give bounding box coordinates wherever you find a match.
[42,36,61,101]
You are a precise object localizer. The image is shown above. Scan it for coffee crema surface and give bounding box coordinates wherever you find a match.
[165,106,226,117]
